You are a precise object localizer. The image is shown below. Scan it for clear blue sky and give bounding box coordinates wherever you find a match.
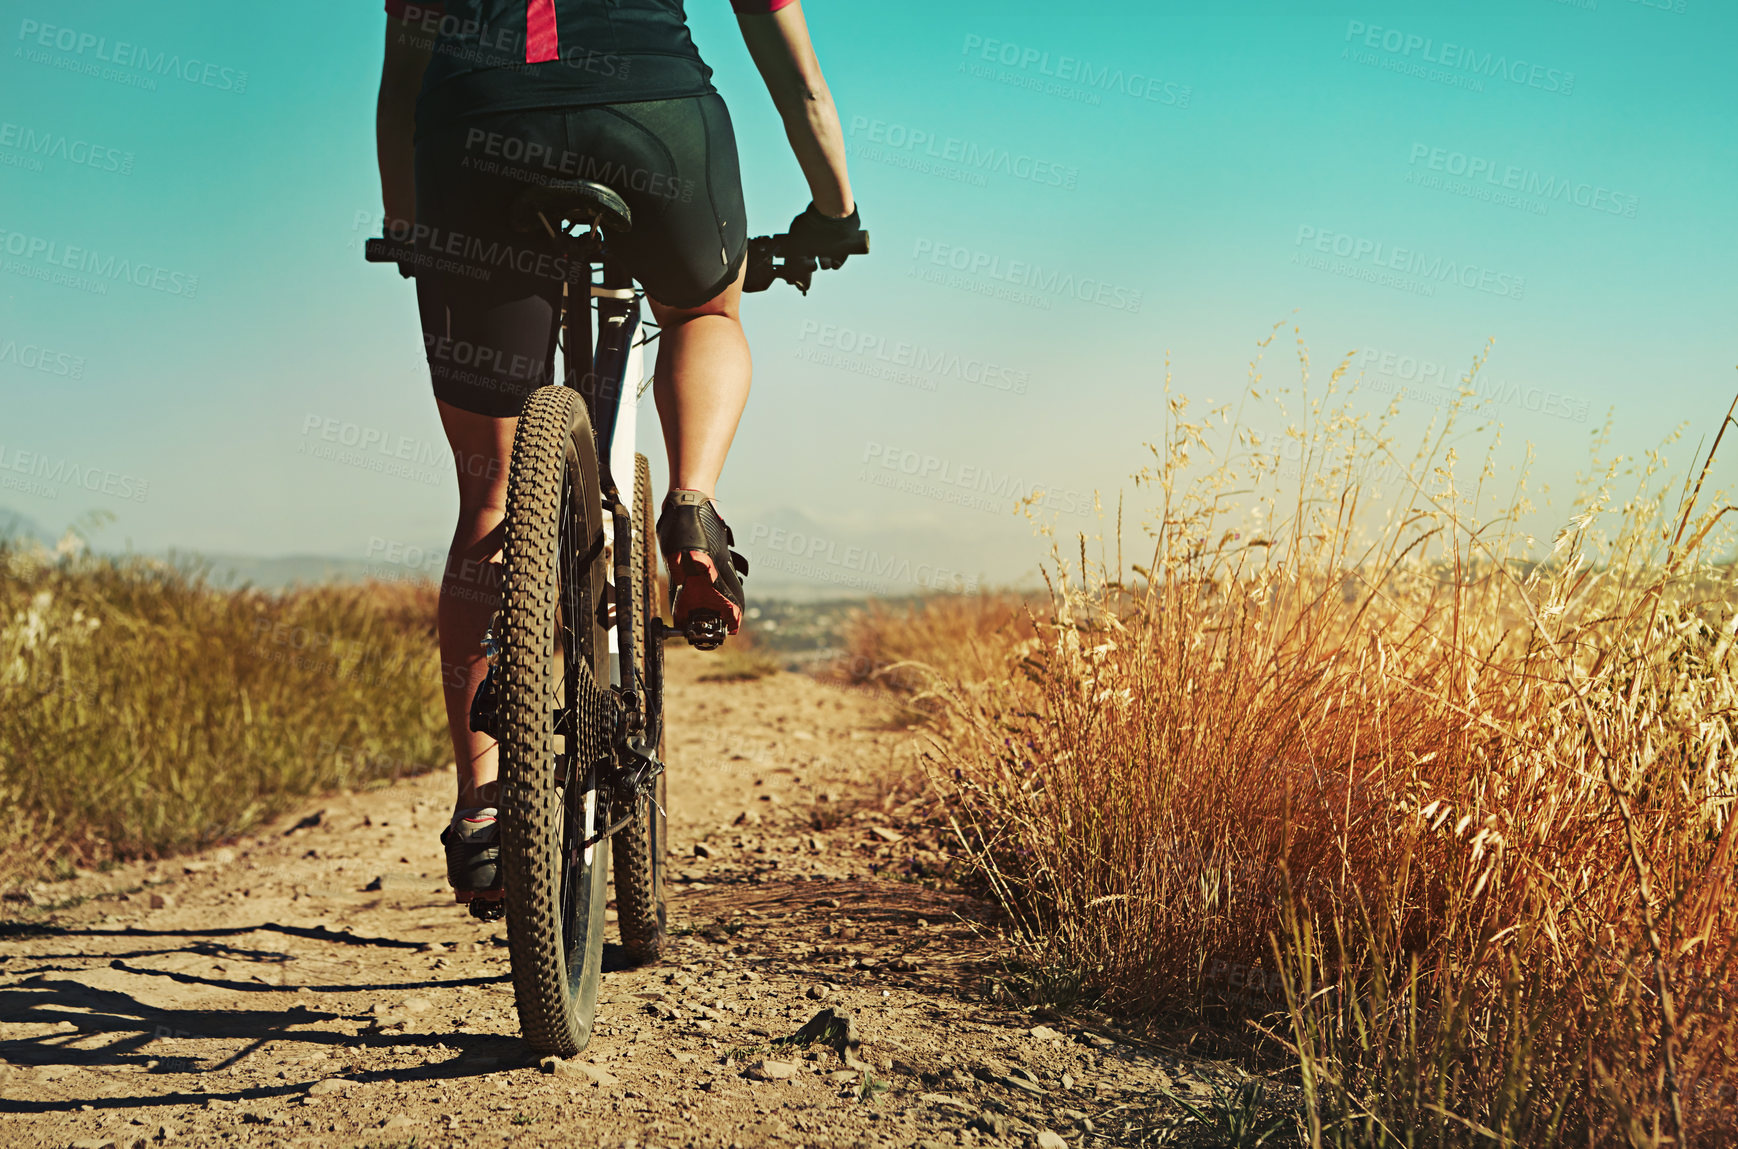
[2,0,1733,587]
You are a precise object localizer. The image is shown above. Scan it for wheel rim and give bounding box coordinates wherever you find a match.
[556,437,599,1002]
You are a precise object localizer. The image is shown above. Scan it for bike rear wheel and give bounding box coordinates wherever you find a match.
[499,384,612,1057]
[612,452,667,964]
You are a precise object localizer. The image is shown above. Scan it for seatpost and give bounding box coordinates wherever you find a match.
[589,252,639,500]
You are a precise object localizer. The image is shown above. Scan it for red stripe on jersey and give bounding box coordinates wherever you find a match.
[526,0,559,63]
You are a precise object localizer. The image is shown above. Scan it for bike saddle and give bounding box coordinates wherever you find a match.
[511,178,633,236]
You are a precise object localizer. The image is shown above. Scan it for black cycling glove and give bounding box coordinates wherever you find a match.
[787,202,863,269]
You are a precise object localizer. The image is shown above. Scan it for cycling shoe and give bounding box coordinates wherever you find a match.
[441,808,502,904]
[656,489,748,650]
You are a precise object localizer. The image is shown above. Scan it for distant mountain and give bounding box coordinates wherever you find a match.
[0,500,1050,597]
[191,552,441,591]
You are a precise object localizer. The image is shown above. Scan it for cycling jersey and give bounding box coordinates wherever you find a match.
[386,0,795,116]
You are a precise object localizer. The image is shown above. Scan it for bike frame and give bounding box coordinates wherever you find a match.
[557,224,666,812]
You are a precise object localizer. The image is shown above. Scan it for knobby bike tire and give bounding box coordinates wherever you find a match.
[612,452,667,963]
[499,384,612,1057]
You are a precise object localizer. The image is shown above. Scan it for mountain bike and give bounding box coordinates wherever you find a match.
[366,181,866,1056]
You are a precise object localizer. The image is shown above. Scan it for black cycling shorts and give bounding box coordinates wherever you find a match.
[413,93,746,417]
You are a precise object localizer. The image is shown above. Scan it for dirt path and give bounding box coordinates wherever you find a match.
[0,651,1205,1149]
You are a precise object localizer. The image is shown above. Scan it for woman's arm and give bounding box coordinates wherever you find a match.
[377,12,433,233]
[735,2,854,219]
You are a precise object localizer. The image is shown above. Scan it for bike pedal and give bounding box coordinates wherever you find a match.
[683,613,727,651]
[468,897,505,922]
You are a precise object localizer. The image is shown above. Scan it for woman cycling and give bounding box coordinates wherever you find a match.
[374,0,859,906]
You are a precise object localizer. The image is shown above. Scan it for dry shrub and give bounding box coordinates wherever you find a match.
[886,335,1738,1145]
[835,592,1038,699]
[0,542,446,882]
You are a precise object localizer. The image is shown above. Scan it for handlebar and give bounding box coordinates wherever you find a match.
[744,230,869,294]
[363,236,420,278]
[366,230,869,294]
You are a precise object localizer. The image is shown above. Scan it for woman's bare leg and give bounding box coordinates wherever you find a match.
[648,265,750,499]
[434,398,515,811]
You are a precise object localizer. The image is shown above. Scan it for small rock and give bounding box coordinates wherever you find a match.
[380,1116,418,1133]
[1036,1132,1068,1149]
[745,1059,799,1081]
[305,1078,356,1096]
[1009,1065,1039,1084]
[149,892,174,910]
[154,1123,178,1141]
[1029,1025,1065,1042]
[827,1069,859,1084]
[693,842,713,859]
[644,1002,681,1021]
[402,996,433,1014]
[969,1113,1010,1137]
[1061,1072,1075,1089]
[284,810,325,834]
[211,848,237,865]
[69,1140,117,1149]
[804,985,829,1000]
[732,809,761,826]
[363,876,386,891]
[998,1072,1045,1096]
[540,1057,620,1086]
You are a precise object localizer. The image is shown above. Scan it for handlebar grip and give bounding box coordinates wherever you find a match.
[365,237,413,264]
[841,230,870,256]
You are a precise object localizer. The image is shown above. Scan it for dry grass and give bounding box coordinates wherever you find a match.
[696,627,782,683]
[853,335,1738,1145]
[833,593,1039,702]
[0,541,447,884]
